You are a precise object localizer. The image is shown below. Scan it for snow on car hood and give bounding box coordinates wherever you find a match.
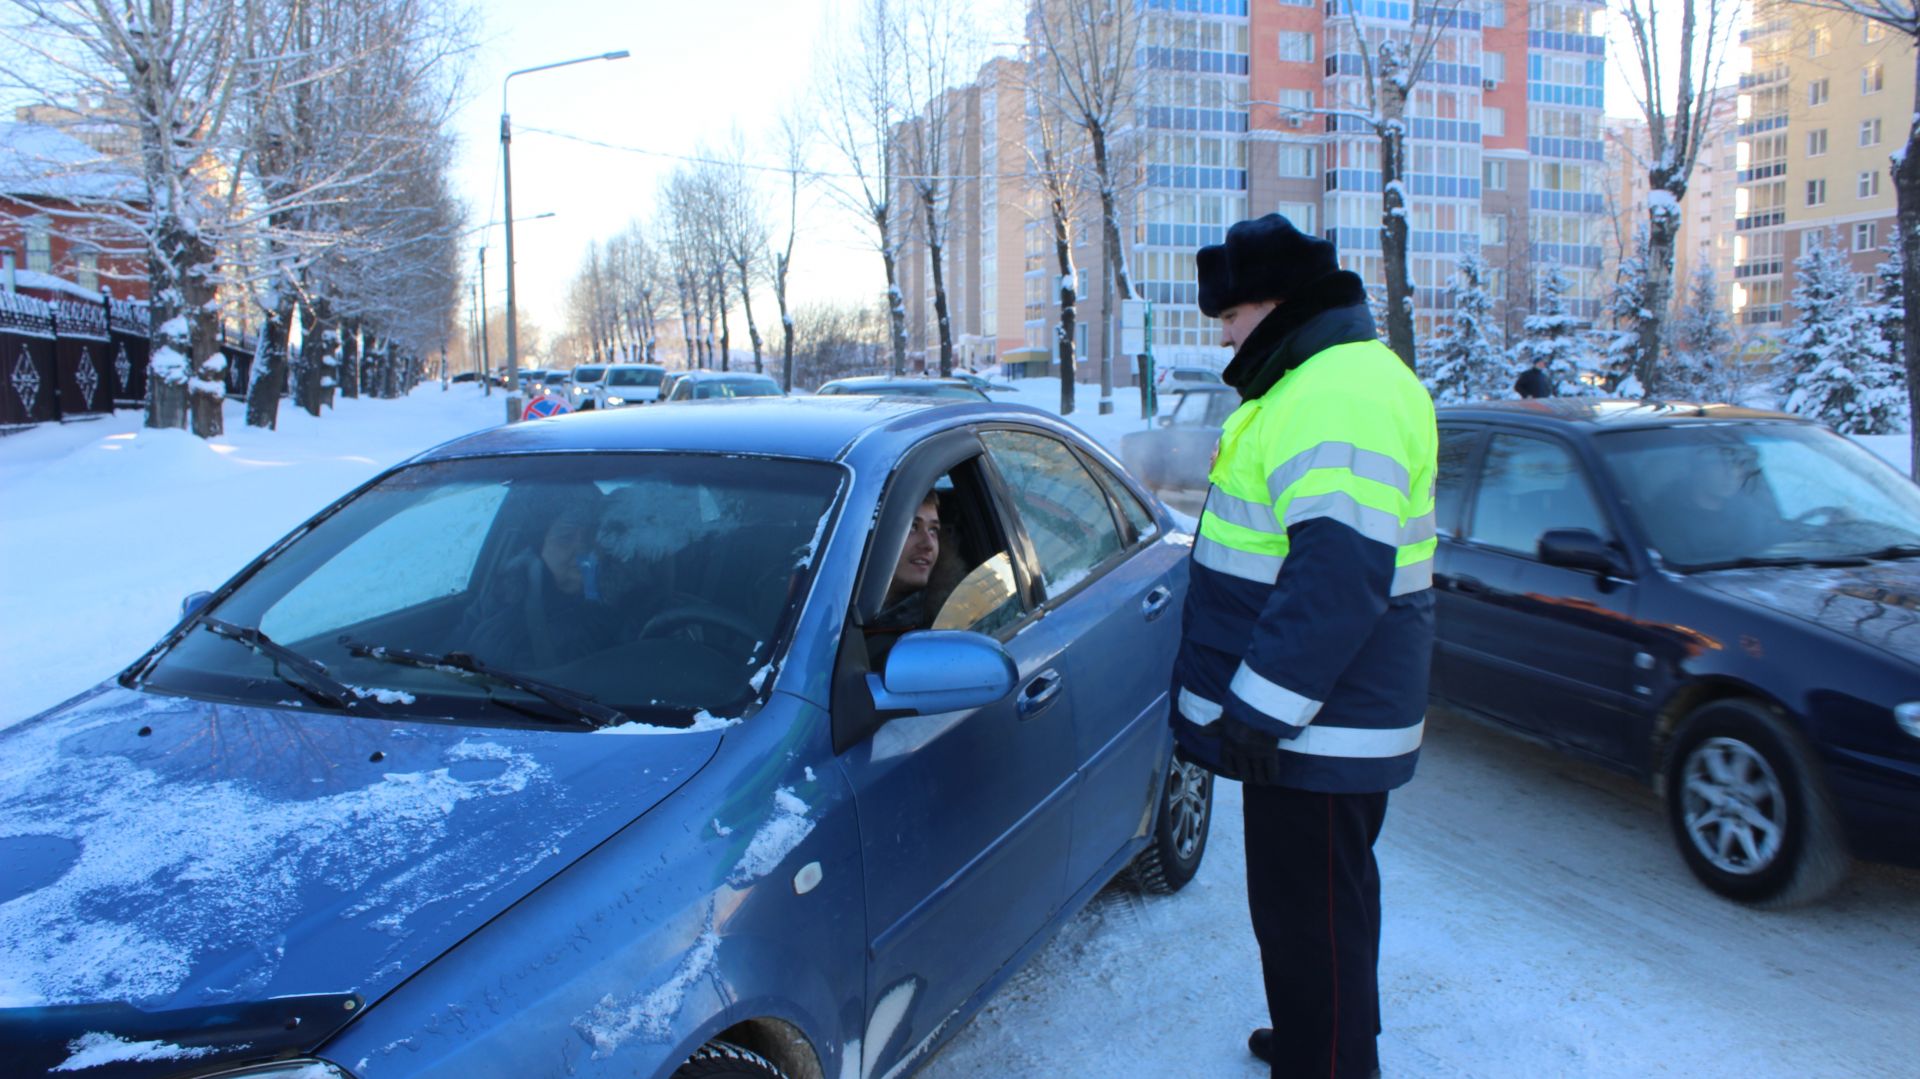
[0,685,720,1015]
[1689,561,1920,666]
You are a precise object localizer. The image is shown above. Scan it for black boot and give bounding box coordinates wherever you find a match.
[1248,1028,1274,1066]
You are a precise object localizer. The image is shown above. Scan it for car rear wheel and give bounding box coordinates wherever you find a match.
[1665,699,1848,906]
[1131,756,1213,893]
[673,1041,792,1079]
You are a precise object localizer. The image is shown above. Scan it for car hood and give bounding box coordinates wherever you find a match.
[1689,561,1920,666]
[0,686,720,1024]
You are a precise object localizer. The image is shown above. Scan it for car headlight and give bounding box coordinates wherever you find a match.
[606,395,626,406]
[1897,702,1920,739]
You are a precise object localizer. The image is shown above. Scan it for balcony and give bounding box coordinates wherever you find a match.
[1734,259,1784,278]
[1736,162,1788,182]
[1736,210,1786,230]
[1736,114,1789,136]
[1739,67,1789,89]
[1740,19,1790,43]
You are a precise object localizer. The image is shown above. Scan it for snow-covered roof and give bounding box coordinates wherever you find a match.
[0,122,142,204]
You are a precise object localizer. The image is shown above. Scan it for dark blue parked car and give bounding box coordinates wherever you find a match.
[0,397,1211,1078]
[1431,400,1920,905]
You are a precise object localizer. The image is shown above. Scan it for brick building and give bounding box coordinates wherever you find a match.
[0,122,148,301]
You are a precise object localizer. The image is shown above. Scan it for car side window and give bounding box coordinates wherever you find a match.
[1435,425,1481,537]
[980,429,1126,599]
[1466,433,1612,557]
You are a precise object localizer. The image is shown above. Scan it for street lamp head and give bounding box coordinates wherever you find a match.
[602,50,630,60]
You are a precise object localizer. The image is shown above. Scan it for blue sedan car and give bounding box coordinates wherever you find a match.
[0,397,1210,1079]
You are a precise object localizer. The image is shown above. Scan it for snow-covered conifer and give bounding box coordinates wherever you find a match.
[1667,262,1736,401]
[1782,234,1909,434]
[1420,251,1503,402]
[1604,225,1652,393]
[1511,266,1599,397]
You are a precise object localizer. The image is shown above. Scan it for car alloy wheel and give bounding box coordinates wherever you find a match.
[674,1040,793,1079]
[1664,699,1848,906]
[1130,756,1213,894]
[1679,736,1787,875]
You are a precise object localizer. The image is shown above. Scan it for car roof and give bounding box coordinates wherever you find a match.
[1436,398,1808,432]
[603,362,664,371]
[1171,383,1236,395]
[825,376,972,386]
[680,369,777,381]
[416,395,1075,464]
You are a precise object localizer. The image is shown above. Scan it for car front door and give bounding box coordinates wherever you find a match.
[835,447,1076,1074]
[1445,429,1645,761]
[978,427,1185,898]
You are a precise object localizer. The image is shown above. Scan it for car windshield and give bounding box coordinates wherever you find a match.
[136,454,844,728]
[695,378,780,399]
[1169,390,1232,426]
[573,367,605,384]
[608,368,662,387]
[1597,423,1920,569]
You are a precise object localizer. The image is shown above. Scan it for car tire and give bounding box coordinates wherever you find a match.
[1130,755,1213,894]
[673,1040,792,1079]
[1665,698,1848,907]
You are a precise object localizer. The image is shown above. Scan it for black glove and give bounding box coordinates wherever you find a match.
[1219,716,1280,786]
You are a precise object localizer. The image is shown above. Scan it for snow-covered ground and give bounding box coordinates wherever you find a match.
[3,380,1917,1078]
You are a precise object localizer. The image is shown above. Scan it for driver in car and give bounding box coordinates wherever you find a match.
[461,493,619,667]
[1643,441,1778,565]
[864,490,940,666]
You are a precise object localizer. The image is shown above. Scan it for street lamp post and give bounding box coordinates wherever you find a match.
[501,50,629,377]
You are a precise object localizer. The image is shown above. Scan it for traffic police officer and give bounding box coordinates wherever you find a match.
[1171,214,1436,1078]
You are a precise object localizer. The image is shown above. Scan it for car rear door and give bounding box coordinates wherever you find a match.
[1446,428,1645,760]
[978,427,1184,898]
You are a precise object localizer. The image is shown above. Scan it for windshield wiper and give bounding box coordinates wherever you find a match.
[341,640,627,729]
[1852,543,1920,562]
[195,617,375,713]
[1684,554,1870,572]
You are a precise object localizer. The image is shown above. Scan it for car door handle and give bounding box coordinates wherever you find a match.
[1141,585,1174,621]
[1452,574,1489,596]
[1019,669,1063,719]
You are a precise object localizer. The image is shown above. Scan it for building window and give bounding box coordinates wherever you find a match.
[1807,178,1827,206]
[25,217,50,273]
[1855,222,1878,251]
[1807,129,1828,156]
[1483,51,1505,83]
[1863,62,1885,95]
[1277,31,1314,63]
[75,250,97,292]
[1809,79,1830,107]
[1276,201,1316,232]
[1809,25,1831,57]
[1483,105,1505,137]
[1862,118,1883,146]
[1483,0,1504,27]
[1866,21,1889,43]
[1276,88,1314,123]
[1483,158,1507,190]
[1277,144,1316,178]
[1859,170,1882,198]
[1481,214,1508,245]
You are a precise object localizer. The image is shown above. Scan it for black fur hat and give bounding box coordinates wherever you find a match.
[1196,213,1341,317]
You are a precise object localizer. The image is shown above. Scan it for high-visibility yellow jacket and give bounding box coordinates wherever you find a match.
[1172,328,1438,792]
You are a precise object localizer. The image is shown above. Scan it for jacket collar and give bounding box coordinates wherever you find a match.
[1221,270,1375,402]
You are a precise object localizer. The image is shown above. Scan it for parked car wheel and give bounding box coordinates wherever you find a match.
[673,1040,792,1079]
[1131,756,1213,893]
[1665,699,1848,906]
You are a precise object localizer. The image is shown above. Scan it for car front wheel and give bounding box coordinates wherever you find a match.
[1665,699,1848,906]
[1131,755,1213,893]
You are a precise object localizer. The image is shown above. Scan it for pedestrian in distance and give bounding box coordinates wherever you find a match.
[1171,213,1437,1078]
[1514,356,1555,399]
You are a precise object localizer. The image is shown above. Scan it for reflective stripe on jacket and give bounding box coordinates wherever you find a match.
[1172,336,1438,793]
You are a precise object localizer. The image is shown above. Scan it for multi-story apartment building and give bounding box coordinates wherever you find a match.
[1602,92,1740,326]
[1735,2,1914,326]
[898,0,1612,380]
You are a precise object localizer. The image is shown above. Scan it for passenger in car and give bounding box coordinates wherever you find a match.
[460,493,620,668]
[1641,442,1778,565]
[865,490,942,666]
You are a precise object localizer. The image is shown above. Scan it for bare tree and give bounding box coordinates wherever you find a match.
[1028,64,1086,417]
[1032,0,1152,385]
[771,109,811,391]
[711,139,769,373]
[1617,0,1736,393]
[819,0,910,373]
[897,0,977,377]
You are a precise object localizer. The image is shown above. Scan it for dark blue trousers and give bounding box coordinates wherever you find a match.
[1243,785,1388,1079]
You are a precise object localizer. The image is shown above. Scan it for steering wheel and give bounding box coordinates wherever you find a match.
[1791,504,1853,528]
[638,597,763,652]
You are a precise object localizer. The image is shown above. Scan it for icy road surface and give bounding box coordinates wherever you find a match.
[919,708,1920,1079]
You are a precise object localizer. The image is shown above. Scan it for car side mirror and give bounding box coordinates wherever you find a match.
[1538,529,1631,578]
[180,591,213,620]
[866,630,1017,716]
